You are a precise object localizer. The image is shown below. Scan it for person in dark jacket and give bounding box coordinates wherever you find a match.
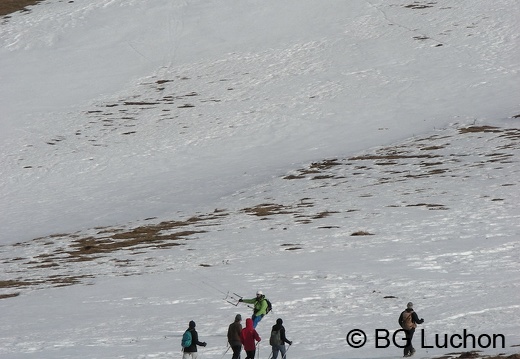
[398,302,424,357]
[269,318,292,359]
[227,314,243,359]
[183,320,207,359]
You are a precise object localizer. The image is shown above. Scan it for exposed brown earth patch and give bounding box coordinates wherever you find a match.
[0,292,20,299]
[0,211,228,294]
[459,125,502,134]
[351,231,375,236]
[0,0,43,16]
[404,2,436,10]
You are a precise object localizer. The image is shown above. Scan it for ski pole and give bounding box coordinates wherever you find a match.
[281,343,291,359]
[268,343,290,359]
[256,340,260,359]
[218,344,230,359]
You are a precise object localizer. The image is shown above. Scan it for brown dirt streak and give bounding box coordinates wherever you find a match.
[0,0,44,16]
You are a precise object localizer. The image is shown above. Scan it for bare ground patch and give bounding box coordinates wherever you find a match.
[0,292,20,299]
[459,126,502,134]
[404,2,436,10]
[0,0,44,16]
[351,231,375,236]
[0,211,228,295]
[285,126,519,185]
[243,203,297,217]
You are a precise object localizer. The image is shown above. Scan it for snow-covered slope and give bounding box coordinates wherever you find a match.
[1,124,519,359]
[0,1,519,358]
[1,0,519,243]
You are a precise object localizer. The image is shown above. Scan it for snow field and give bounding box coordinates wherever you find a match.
[1,125,519,358]
[1,0,519,358]
[2,0,520,243]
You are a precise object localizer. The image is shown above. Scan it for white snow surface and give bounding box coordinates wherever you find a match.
[0,0,519,358]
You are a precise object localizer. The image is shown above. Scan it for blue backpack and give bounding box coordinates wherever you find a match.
[181,330,192,348]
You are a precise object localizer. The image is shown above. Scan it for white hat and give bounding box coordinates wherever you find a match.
[256,290,263,296]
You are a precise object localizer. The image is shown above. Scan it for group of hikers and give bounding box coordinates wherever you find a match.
[227,314,292,359]
[181,291,424,359]
[181,291,291,359]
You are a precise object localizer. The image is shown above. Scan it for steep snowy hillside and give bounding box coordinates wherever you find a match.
[1,124,519,359]
[1,0,519,243]
[0,1,519,358]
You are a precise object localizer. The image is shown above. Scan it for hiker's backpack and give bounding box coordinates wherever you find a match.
[181,330,192,348]
[265,298,272,314]
[269,329,282,346]
[400,311,415,330]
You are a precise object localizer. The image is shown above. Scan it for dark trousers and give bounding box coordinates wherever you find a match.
[403,328,416,356]
[245,350,256,359]
[231,345,241,359]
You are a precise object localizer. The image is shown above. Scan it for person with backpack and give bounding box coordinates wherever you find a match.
[227,314,243,359]
[398,302,424,357]
[240,318,261,359]
[181,320,207,359]
[238,290,270,328]
[269,318,292,359]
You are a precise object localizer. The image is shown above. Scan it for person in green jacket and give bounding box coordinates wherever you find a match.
[239,290,268,328]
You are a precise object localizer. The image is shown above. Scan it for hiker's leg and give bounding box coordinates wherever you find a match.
[231,345,242,359]
[272,345,279,359]
[252,315,263,328]
[279,344,287,358]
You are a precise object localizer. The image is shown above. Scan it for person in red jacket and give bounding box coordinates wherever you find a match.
[240,318,261,359]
